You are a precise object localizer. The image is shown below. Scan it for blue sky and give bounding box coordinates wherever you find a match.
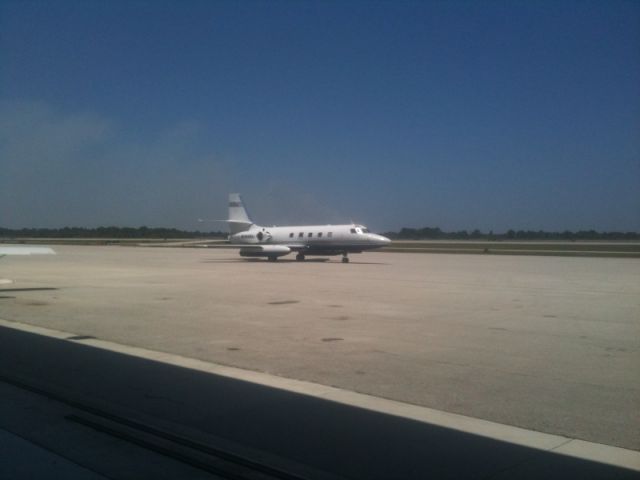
[1,0,638,232]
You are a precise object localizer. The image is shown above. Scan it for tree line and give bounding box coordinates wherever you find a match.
[1,225,638,241]
[0,226,226,239]
[383,227,640,241]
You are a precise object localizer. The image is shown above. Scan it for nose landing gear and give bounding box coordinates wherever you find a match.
[341,253,349,263]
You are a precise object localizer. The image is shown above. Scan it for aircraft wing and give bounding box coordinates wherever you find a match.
[0,246,56,284]
[196,243,322,260]
[282,244,307,252]
[0,246,56,257]
[239,245,292,253]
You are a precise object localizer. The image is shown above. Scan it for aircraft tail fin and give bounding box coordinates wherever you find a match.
[227,193,253,234]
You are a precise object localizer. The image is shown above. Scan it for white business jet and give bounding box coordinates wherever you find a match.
[208,194,390,262]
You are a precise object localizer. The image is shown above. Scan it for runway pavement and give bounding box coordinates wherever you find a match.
[0,245,638,477]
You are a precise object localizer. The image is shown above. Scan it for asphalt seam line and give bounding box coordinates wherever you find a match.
[1,317,638,472]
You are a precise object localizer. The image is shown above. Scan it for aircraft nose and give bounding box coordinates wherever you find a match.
[374,234,391,245]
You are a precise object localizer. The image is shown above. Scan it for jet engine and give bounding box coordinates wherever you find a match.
[256,230,272,242]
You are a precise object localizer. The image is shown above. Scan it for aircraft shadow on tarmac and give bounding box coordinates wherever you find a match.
[201,258,389,265]
[0,287,59,293]
[0,326,635,480]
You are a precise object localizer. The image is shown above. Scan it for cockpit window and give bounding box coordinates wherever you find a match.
[362,228,370,233]
[350,228,356,234]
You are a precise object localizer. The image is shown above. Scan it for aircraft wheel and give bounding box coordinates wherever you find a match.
[268,256,277,262]
[342,256,349,263]
[296,253,305,261]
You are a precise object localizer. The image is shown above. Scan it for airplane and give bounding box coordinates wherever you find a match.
[204,193,391,263]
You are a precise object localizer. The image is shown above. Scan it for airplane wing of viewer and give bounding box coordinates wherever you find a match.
[199,194,390,263]
[0,246,56,284]
[0,246,56,257]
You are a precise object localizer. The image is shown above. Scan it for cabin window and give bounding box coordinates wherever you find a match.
[289,233,294,238]
[318,232,323,238]
[298,232,304,238]
[328,232,333,238]
[350,228,356,234]
[308,232,313,238]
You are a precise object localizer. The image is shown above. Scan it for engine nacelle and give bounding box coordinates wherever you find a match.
[239,245,291,258]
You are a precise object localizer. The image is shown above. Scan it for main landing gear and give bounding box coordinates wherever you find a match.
[296,253,305,262]
[341,253,350,263]
[268,256,277,262]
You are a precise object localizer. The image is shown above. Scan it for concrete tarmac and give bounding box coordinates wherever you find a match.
[0,246,638,459]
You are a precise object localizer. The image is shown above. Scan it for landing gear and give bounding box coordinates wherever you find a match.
[341,253,349,264]
[267,256,277,262]
[296,253,305,262]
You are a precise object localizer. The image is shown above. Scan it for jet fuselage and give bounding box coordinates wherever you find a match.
[230,223,390,255]
[221,194,390,262]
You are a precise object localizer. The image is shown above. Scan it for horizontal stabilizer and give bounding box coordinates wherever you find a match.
[198,219,252,224]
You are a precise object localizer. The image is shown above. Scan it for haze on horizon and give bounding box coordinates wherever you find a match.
[1,1,638,233]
